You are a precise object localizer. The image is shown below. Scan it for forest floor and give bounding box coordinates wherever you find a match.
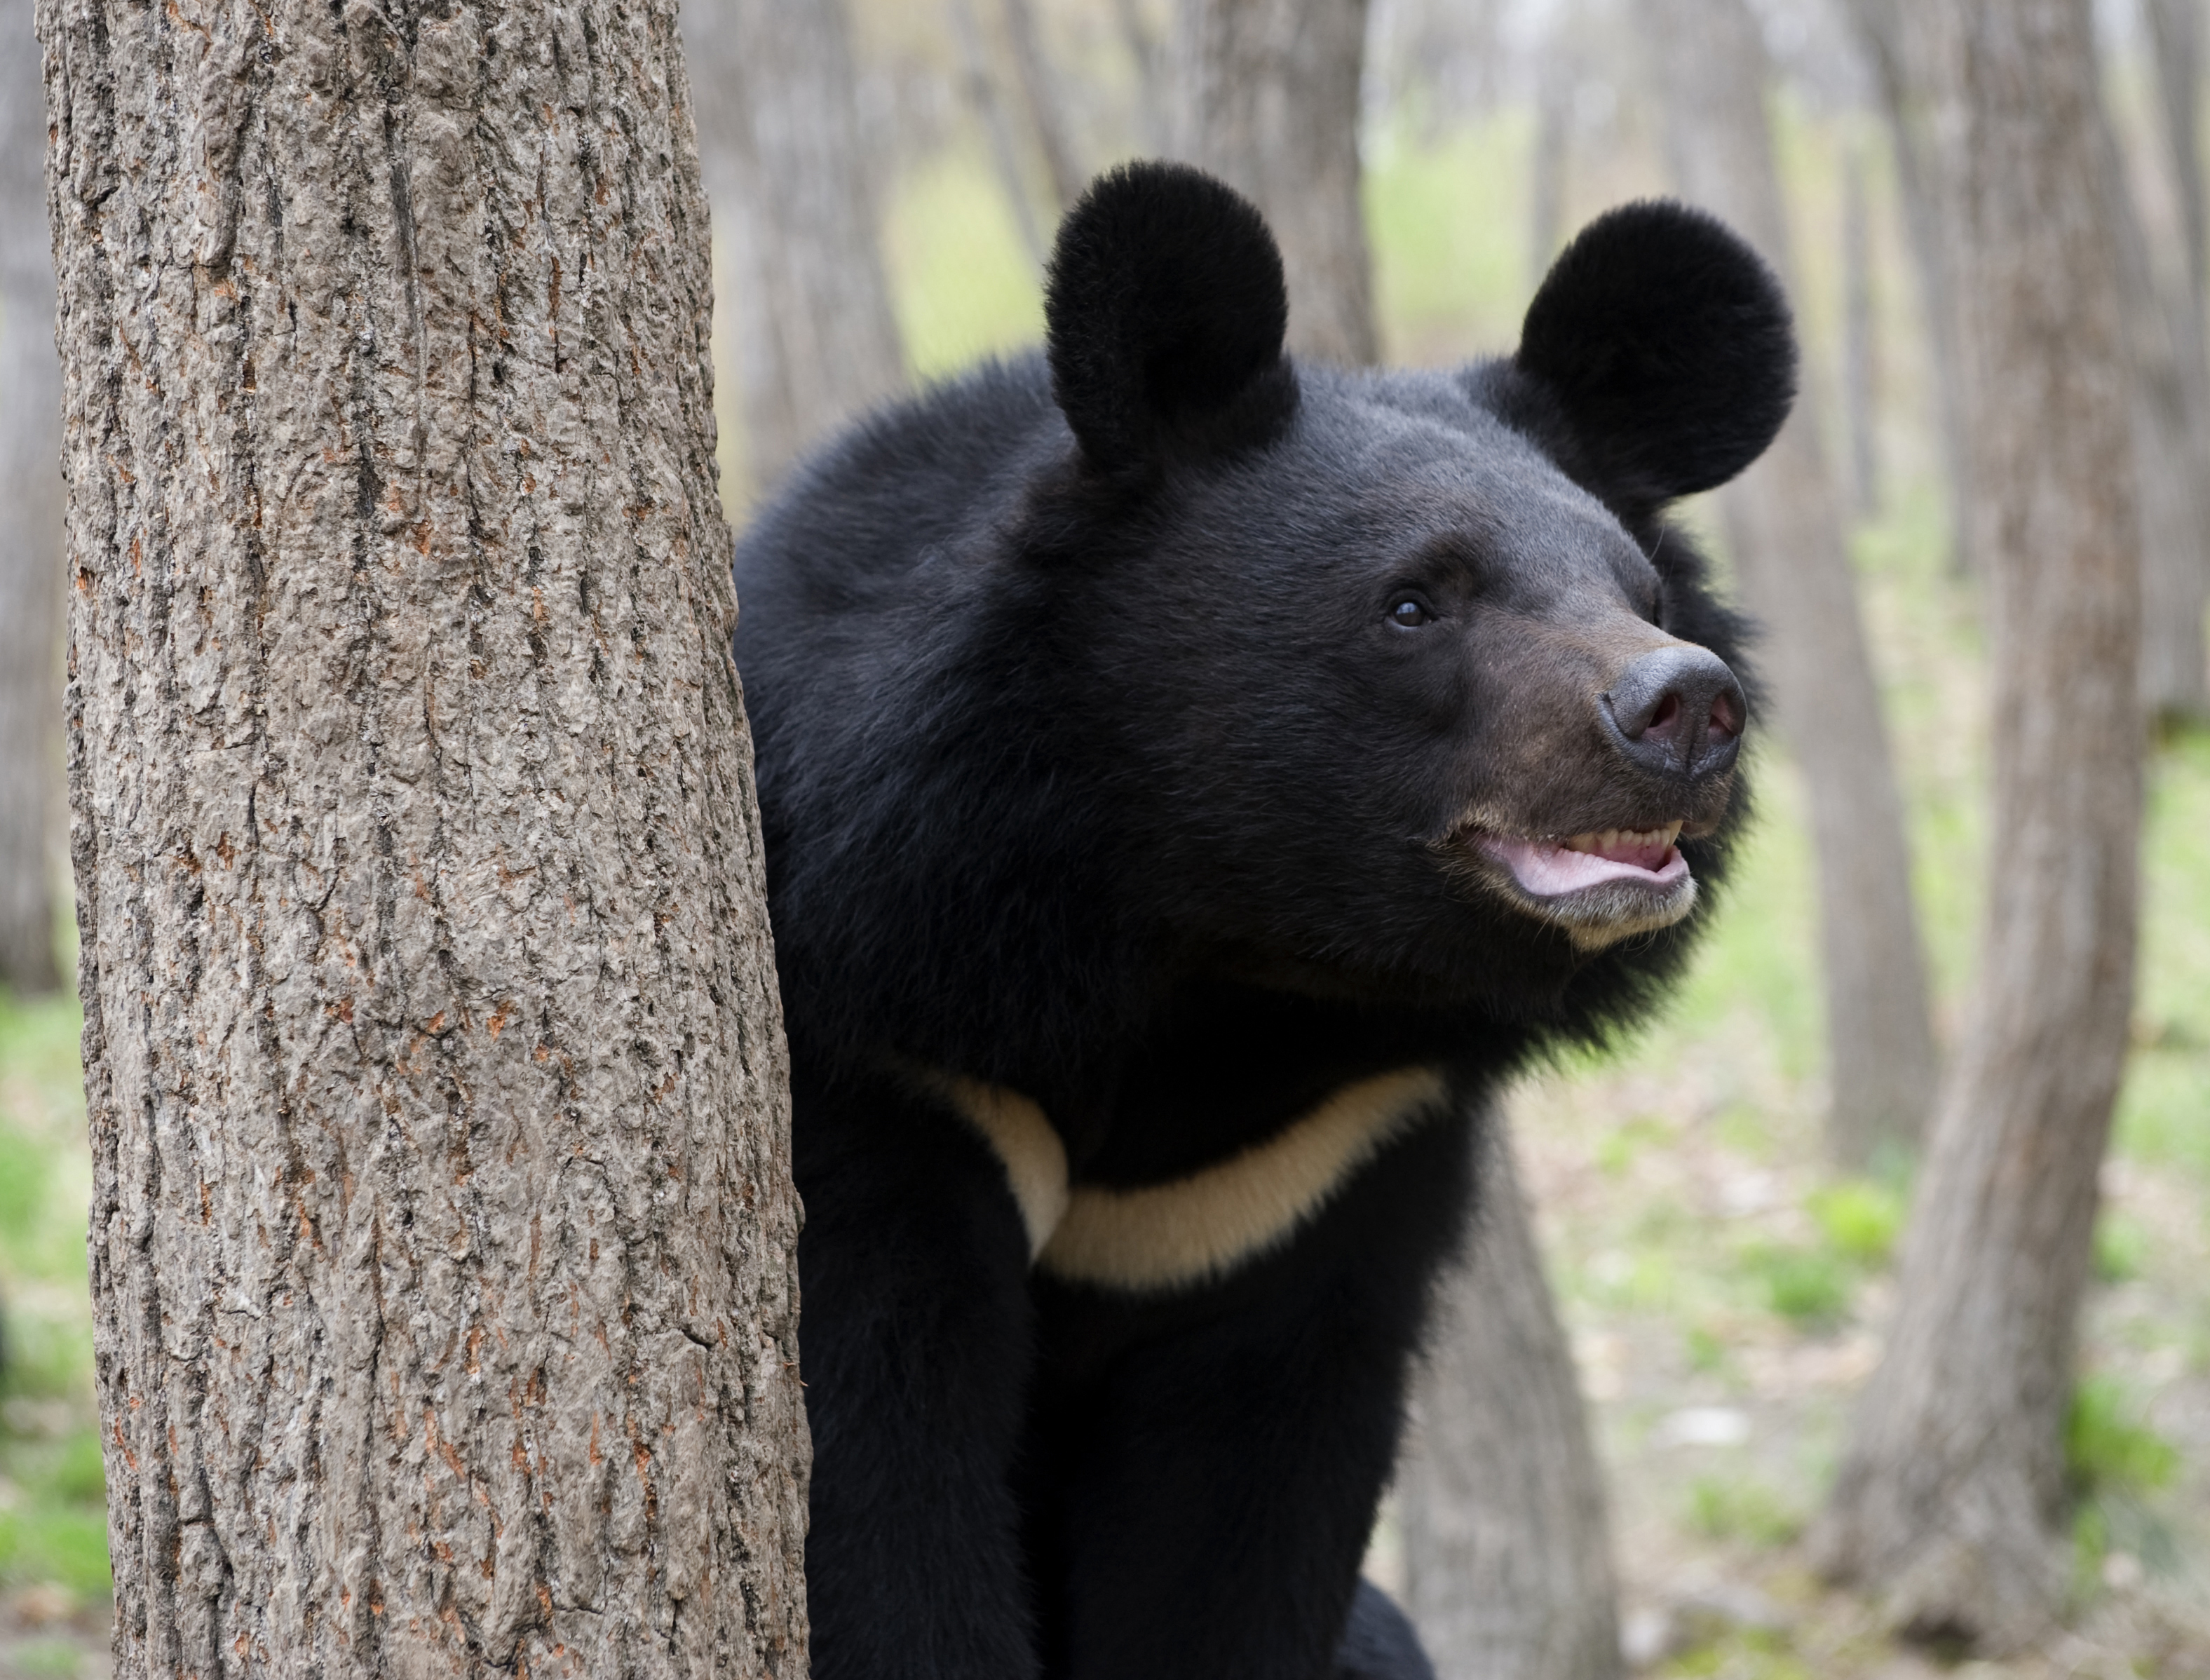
[1423,1023,2210,1680]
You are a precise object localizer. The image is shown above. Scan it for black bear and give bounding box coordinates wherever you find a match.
[732,162,1791,1680]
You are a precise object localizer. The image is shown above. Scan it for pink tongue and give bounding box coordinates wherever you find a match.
[1486,836,1689,897]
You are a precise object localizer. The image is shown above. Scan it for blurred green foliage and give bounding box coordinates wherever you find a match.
[1685,1473,1805,1547]
[2067,1374,2181,1501]
[0,987,107,1600]
[1739,1243,1850,1330]
[2093,1211,2152,1285]
[1660,1624,1813,1680]
[1805,1181,1905,1270]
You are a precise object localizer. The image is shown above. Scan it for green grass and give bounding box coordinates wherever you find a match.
[2116,726,2210,1181]
[1686,1473,1805,1548]
[2068,1373,2186,1604]
[1660,1627,1815,1680]
[0,984,107,1597]
[1807,1180,1906,1270]
[2067,1374,2181,1501]
[1739,1242,1852,1330]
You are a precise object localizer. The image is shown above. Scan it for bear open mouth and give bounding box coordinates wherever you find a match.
[1446,820,1700,951]
[1484,822,1688,896]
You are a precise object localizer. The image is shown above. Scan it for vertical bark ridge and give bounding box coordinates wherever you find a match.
[43,1,809,1674]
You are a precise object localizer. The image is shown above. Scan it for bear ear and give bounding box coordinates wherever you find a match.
[1045,161,1300,475]
[1514,200,1796,504]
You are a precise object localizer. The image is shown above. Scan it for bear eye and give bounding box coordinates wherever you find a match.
[1388,597,1434,629]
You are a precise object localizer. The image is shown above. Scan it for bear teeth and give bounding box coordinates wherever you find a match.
[1559,821,1682,858]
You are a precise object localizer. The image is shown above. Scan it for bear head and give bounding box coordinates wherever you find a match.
[735,161,1793,1085]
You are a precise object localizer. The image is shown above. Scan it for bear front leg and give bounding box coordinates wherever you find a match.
[1033,1114,1473,1680]
[795,1066,1045,1680]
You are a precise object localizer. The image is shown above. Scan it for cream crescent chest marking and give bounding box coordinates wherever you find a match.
[930,1065,1451,1293]
[926,1073,1071,1259]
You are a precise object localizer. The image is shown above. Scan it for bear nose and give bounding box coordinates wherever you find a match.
[1600,645,1747,781]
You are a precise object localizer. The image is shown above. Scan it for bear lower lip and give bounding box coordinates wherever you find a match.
[1480,832,1690,897]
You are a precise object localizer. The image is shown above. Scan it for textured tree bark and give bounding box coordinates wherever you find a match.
[0,0,63,996]
[1811,0,2142,1650]
[1640,0,1938,1169]
[43,1,811,1674]
[1174,0,1379,366]
[2135,0,2210,720]
[1843,0,1974,576]
[1399,1109,1622,1680]
[684,0,905,497]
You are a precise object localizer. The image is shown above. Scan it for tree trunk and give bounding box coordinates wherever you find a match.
[684,0,906,497]
[1116,0,1171,154]
[1174,0,1379,366]
[2147,0,2205,301]
[1843,0,1974,576]
[2105,103,2210,724]
[1811,0,2142,1651]
[1527,24,1573,297]
[951,0,1050,269]
[43,1,811,1674]
[1640,0,1939,1169]
[0,0,62,996]
[1399,1108,1622,1680]
[1003,0,1085,214]
[2136,0,2210,720]
[1843,140,1880,516]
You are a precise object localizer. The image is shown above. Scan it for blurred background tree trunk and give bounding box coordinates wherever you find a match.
[1005,0,1087,213]
[1398,1109,1622,1680]
[1174,0,1379,365]
[1639,0,1938,1170]
[1116,0,1172,152]
[684,0,907,496]
[46,0,809,1669]
[2104,103,2210,730]
[1842,141,1880,517]
[1526,13,1574,294]
[1812,0,2143,1650]
[950,0,1053,266]
[0,0,62,996]
[1843,0,1974,577]
[2134,0,2210,722]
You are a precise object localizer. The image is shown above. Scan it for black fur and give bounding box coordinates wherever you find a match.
[1045,161,1300,473]
[732,163,1791,1680]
